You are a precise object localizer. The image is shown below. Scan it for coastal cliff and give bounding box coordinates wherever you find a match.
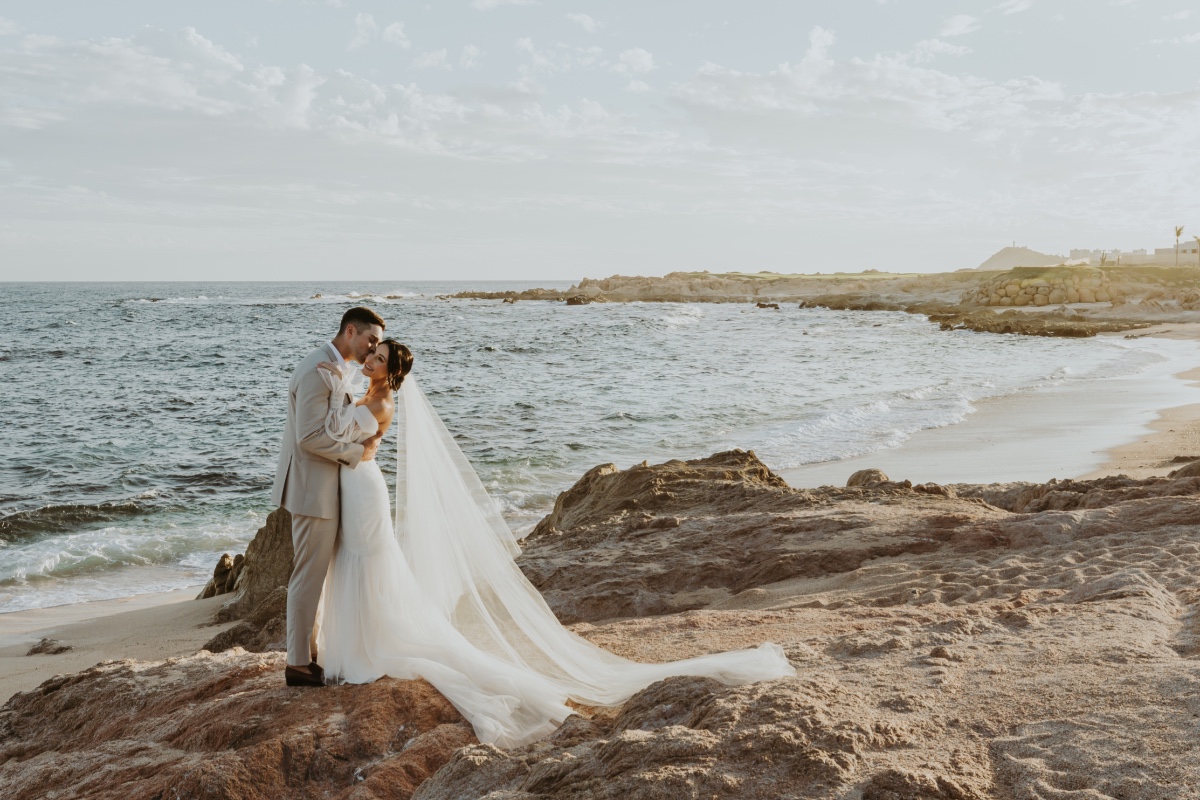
[5,450,1200,796]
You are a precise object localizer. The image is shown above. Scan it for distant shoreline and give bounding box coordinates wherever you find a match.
[445,266,1200,339]
[781,329,1200,488]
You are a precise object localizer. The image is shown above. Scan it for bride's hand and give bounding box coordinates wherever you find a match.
[316,361,339,373]
[362,433,382,462]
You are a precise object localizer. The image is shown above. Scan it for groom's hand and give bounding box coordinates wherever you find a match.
[362,433,382,462]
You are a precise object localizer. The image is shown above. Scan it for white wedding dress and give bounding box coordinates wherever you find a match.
[314,369,795,748]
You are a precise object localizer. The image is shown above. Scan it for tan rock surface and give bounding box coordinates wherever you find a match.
[9,449,1200,797]
[520,450,1007,623]
[0,649,475,800]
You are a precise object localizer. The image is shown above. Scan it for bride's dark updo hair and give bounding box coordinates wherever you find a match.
[380,338,414,391]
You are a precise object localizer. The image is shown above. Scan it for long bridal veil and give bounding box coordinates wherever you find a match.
[394,377,795,708]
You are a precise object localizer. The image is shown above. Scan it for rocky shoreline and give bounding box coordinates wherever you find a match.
[446,265,1200,338]
[5,450,1200,797]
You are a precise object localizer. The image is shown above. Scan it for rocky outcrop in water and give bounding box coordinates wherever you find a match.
[926,309,1147,338]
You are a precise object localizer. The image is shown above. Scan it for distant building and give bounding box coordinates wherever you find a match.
[1069,244,1197,265]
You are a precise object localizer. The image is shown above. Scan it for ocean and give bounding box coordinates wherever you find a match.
[1,281,1195,613]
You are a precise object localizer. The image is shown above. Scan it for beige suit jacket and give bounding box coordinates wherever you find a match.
[271,343,365,519]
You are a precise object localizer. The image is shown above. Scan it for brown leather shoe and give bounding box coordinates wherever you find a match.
[285,664,325,687]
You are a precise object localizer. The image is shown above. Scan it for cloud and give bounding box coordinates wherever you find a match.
[614,48,655,75]
[471,0,537,9]
[940,15,980,37]
[348,13,376,51]
[1152,31,1200,44]
[382,22,410,49]
[1163,10,1193,20]
[910,39,971,62]
[566,13,600,33]
[994,0,1035,14]
[0,17,20,36]
[513,38,604,75]
[414,48,450,69]
[802,26,835,68]
[460,44,482,69]
[5,20,1200,280]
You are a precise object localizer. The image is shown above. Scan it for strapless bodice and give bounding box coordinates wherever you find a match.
[351,404,379,442]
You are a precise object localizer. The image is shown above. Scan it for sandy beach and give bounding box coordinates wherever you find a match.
[782,327,1200,488]
[0,589,235,702]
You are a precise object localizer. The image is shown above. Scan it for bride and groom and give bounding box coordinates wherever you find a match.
[271,306,795,748]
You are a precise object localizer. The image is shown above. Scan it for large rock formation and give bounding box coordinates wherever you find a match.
[198,507,295,654]
[0,649,475,800]
[216,507,294,623]
[519,451,1200,625]
[14,449,1200,797]
[424,451,1200,797]
[519,450,1009,623]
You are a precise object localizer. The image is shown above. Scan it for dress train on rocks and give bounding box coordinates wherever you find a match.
[315,372,795,748]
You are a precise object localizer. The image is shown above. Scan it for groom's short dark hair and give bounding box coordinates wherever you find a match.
[339,306,386,334]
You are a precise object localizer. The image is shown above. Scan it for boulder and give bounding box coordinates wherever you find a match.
[847,468,889,488]
[1169,459,1200,479]
[26,638,71,656]
[197,552,243,600]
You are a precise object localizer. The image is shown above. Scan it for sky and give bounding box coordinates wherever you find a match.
[1,1,1199,281]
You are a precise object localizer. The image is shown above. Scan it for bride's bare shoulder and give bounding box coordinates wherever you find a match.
[365,394,395,427]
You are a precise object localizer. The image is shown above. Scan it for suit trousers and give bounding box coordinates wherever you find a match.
[286,513,338,667]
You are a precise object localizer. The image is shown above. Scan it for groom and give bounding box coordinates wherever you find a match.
[272,306,386,687]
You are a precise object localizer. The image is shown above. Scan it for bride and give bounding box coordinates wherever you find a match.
[313,339,795,748]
